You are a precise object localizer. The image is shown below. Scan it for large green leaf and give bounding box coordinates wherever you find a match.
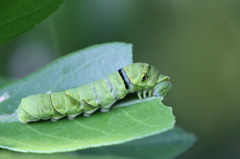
[0,42,175,153]
[0,0,63,45]
[78,127,197,159]
[0,150,135,159]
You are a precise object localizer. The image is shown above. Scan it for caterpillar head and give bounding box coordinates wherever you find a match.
[123,63,172,98]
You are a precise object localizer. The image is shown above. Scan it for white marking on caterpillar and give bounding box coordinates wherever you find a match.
[0,92,10,103]
[91,83,100,105]
[105,78,117,100]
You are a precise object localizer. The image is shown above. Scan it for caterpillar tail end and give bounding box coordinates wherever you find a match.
[17,104,38,124]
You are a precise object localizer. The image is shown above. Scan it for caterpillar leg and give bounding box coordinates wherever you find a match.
[83,107,99,117]
[51,116,64,122]
[100,100,116,112]
[100,104,112,112]
[100,107,110,112]
[143,90,148,99]
[137,90,143,99]
[138,89,154,99]
[148,89,153,97]
[67,113,82,120]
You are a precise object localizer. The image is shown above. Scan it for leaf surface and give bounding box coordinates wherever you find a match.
[0,42,175,153]
[78,127,197,159]
[0,150,135,159]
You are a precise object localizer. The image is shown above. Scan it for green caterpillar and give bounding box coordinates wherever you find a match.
[17,63,172,123]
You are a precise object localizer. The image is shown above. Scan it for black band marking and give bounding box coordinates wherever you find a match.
[118,68,130,90]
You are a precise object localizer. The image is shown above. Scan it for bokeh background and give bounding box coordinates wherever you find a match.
[0,0,240,158]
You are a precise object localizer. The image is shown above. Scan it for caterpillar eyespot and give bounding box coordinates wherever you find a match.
[141,75,148,82]
[17,63,172,124]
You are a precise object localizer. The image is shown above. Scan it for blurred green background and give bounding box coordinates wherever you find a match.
[0,0,240,158]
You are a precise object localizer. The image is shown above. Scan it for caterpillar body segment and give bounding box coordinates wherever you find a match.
[17,63,172,123]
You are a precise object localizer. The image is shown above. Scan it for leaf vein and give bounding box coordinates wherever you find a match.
[120,109,155,127]
[25,125,76,142]
[73,120,111,135]
[0,136,30,147]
